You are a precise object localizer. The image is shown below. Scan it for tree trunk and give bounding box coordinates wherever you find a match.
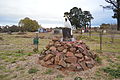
[117,14,120,31]
[117,0,120,31]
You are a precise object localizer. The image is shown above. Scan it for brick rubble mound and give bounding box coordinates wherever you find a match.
[38,37,97,72]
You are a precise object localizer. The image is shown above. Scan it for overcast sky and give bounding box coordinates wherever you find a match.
[0,0,116,28]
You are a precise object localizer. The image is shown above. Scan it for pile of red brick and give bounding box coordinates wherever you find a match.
[38,37,96,72]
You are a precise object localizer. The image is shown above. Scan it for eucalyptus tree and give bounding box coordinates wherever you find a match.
[18,17,40,32]
[83,11,94,29]
[64,7,93,30]
[103,0,120,30]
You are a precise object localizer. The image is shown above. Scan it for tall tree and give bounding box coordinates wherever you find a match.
[64,7,93,30]
[104,0,120,30]
[18,17,40,32]
[83,11,94,30]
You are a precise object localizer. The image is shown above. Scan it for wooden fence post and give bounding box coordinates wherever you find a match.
[111,30,114,43]
[100,30,103,51]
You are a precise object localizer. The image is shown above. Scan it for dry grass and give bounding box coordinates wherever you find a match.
[0,32,120,80]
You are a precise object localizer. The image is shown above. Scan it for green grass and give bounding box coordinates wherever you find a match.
[102,67,120,78]
[94,55,102,64]
[0,74,9,80]
[43,68,54,74]
[77,33,120,53]
[28,68,39,74]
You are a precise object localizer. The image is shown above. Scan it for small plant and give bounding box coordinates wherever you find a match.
[55,78,63,80]
[28,68,39,74]
[95,55,102,64]
[56,74,64,78]
[74,77,82,80]
[26,53,32,56]
[16,49,24,53]
[116,55,120,60]
[43,68,53,74]
[33,48,39,52]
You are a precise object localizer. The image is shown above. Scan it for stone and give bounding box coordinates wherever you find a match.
[50,58,54,63]
[75,53,83,58]
[54,55,60,64]
[58,59,67,67]
[78,58,84,62]
[84,56,91,61]
[66,43,72,47]
[45,50,51,54]
[77,46,84,52]
[76,64,83,71]
[85,61,94,68]
[43,54,54,61]
[86,45,90,50]
[46,45,50,49]
[39,39,97,72]
[57,47,64,52]
[79,62,88,70]
[63,49,67,53]
[52,37,59,41]
[66,52,74,57]
[65,57,77,64]
[45,60,53,65]
[76,50,80,53]
[70,48,76,52]
[54,41,61,47]
[50,46,56,51]
[63,45,69,49]
[49,41,54,46]
[40,60,46,66]
[68,63,77,71]
[39,55,45,60]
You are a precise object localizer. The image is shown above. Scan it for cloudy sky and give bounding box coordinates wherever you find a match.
[0,0,116,28]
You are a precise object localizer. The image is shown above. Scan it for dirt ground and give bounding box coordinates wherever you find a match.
[0,32,120,80]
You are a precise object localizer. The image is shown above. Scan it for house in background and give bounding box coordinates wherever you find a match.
[38,28,47,33]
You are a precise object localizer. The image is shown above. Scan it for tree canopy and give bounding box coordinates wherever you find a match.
[64,7,93,29]
[18,17,41,32]
[104,0,120,30]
